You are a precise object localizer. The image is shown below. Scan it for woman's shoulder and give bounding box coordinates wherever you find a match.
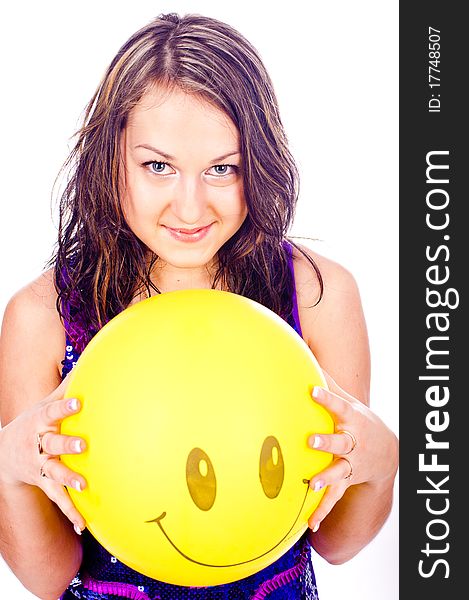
[290,242,362,306]
[1,269,66,383]
[3,269,59,324]
[290,242,370,399]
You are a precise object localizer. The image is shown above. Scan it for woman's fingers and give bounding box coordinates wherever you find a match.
[307,479,348,530]
[50,371,73,399]
[38,457,86,492]
[40,476,87,533]
[309,457,354,492]
[1,374,87,532]
[41,397,81,427]
[308,431,356,455]
[33,389,88,528]
[311,386,354,423]
[307,458,354,529]
[320,370,358,403]
[38,431,86,456]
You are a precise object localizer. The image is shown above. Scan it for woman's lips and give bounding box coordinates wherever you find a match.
[163,223,213,243]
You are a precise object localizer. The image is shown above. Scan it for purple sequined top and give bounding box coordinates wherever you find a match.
[59,242,320,600]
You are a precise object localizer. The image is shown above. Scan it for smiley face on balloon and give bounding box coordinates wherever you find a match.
[61,290,334,586]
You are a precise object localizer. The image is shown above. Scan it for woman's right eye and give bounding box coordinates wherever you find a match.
[143,161,171,175]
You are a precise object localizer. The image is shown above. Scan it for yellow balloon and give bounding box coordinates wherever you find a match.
[61,289,334,586]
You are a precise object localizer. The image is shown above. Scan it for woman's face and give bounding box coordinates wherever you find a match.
[120,85,247,276]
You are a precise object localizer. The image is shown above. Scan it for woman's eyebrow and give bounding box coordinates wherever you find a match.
[134,144,175,160]
[134,144,240,163]
[208,150,240,163]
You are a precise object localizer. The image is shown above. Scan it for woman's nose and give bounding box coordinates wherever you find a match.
[171,178,207,225]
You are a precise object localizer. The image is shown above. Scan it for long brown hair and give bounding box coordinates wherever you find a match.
[50,13,322,351]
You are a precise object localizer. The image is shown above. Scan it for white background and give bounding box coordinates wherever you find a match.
[0,1,398,598]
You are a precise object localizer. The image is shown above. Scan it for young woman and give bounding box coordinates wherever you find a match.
[0,13,398,600]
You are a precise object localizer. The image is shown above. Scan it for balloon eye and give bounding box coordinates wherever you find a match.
[186,448,217,511]
[259,436,284,498]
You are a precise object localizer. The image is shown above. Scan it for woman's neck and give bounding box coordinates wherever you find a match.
[142,256,221,296]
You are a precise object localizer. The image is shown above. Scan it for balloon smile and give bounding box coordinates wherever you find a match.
[145,480,311,567]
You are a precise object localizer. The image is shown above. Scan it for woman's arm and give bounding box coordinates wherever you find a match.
[293,246,399,564]
[0,273,86,599]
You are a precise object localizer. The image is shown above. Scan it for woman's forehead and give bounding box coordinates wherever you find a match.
[125,85,240,156]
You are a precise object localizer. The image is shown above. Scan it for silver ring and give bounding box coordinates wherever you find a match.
[337,430,357,455]
[39,457,52,478]
[342,456,353,480]
[37,432,47,455]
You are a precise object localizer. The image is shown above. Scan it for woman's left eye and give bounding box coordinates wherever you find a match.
[207,164,238,177]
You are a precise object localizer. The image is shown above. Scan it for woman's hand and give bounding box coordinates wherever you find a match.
[0,375,87,534]
[306,373,399,532]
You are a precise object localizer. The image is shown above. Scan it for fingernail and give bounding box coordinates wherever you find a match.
[71,479,82,492]
[312,522,320,533]
[74,524,83,535]
[312,386,321,399]
[72,440,82,453]
[67,398,79,411]
[312,435,322,449]
[313,480,325,492]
